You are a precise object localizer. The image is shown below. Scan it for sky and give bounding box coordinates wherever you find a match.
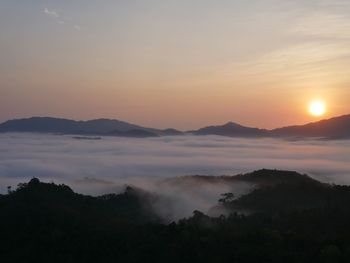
[1,0,350,130]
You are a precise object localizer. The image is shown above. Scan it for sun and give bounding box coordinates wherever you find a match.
[309,100,326,117]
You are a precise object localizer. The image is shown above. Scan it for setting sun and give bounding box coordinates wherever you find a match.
[309,100,326,117]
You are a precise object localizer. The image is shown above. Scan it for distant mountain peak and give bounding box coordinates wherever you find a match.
[223,121,242,127]
[0,116,158,137]
[1,113,350,139]
[272,114,350,139]
[194,121,268,137]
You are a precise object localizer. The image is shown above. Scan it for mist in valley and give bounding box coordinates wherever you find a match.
[1,133,350,220]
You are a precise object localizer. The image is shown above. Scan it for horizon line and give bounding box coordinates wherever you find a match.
[1,113,349,132]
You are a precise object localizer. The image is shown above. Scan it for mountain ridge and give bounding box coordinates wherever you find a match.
[193,121,269,137]
[271,114,350,139]
[0,116,183,137]
[193,114,350,139]
[0,114,350,139]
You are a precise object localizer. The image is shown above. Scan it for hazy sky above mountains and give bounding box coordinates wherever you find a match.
[1,0,350,129]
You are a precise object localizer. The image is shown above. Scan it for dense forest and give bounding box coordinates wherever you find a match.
[1,169,350,263]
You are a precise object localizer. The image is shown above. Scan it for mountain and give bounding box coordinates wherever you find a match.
[0,117,147,133]
[4,171,350,262]
[158,128,184,136]
[192,122,269,137]
[1,114,350,139]
[167,169,336,216]
[219,169,336,214]
[231,169,321,186]
[108,129,159,138]
[193,114,350,139]
[272,114,350,139]
[161,169,319,191]
[0,117,183,137]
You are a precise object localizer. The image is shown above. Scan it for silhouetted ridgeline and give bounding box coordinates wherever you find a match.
[0,117,183,137]
[2,169,350,262]
[193,121,269,137]
[271,114,350,139]
[1,114,350,138]
[193,114,350,139]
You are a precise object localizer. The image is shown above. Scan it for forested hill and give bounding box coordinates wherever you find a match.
[2,170,350,262]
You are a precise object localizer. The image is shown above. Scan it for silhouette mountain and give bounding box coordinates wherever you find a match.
[271,114,350,139]
[158,128,184,136]
[193,115,350,139]
[0,114,350,139]
[161,169,319,190]
[193,121,269,137]
[0,117,183,137]
[108,129,159,138]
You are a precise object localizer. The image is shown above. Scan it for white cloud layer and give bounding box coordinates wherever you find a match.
[1,133,350,220]
[1,133,350,191]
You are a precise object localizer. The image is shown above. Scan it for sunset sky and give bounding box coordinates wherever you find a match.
[1,0,350,130]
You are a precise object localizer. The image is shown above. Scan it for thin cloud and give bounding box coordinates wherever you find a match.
[291,12,350,39]
[44,8,59,18]
[43,7,81,31]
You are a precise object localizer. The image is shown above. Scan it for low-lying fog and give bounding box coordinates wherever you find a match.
[1,133,350,220]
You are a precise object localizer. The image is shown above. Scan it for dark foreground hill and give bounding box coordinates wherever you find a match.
[2,169,350,262]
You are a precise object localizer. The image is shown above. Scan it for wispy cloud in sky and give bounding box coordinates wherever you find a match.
[291,12,350,39]
[44,8,59,18]
[43,7,81,30]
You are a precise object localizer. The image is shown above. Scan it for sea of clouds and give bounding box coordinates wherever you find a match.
[1,133,350,220]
